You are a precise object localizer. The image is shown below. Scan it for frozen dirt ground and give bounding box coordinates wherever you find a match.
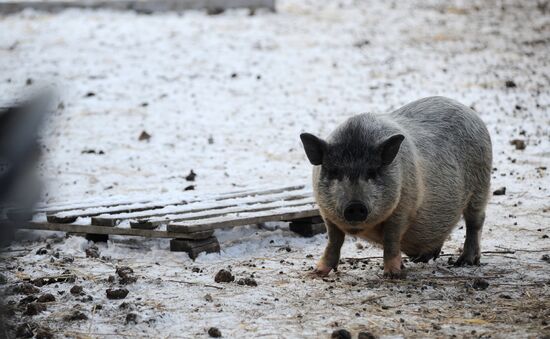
[1,0,549,338]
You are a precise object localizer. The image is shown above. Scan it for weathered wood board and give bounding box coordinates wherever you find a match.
[0,0,275,14]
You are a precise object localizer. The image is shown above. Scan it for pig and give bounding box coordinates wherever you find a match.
[300,96,492,278]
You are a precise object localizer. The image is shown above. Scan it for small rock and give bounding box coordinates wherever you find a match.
[208,136,214,144]
[15,323,34,338]
[19,295,37,305]
[37,294,55,303]
[125,313,138,325]
[355,242,364,250]
[119,302,132,309]
[184,185,195,191]
[0,273,7,284]
[358,332,377,339]
[106,288,129,299]
[70,285,83,295]
[208,327,222,337]
[353,39,370,48]
[107,275,116,283]
[236,278,257,287]
[499,294,512,299]
[204,294,213,302]
[331,329,352,339]
[23,302,46,316]
[14,283,40,295]
[35,247,48,255]
[541,254,550,263]
[472,278,489,290]
[63,310,88,321]
[85,246,100,258]
[510,139,526,150]
[35,327,54,339]
[185,170,197,181]
[493,187,506,195]
[78,295,93,302]
[62,255,74,263]
[214,269,234,283]
[138,131,151,141]
[84,92,96,97]
[505,80,516,88]
[116,266,137,285]
[81,149,105,155]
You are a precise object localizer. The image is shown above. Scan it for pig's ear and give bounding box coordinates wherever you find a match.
[379,134,404,165]
[300,133,326,166]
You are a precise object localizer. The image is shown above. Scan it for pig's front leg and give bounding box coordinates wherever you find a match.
[313,219,345,277]
[382,220,407,279]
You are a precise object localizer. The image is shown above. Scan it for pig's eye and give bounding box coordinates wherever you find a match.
[366,169,377,180]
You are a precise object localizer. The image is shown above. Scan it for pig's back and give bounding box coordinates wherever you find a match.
[389,96,492,185]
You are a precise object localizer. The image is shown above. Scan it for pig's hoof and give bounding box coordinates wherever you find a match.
[311,262,333,277]
[454,253,480,267]
[383,269,407,280]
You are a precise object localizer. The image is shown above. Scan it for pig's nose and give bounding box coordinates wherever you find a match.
[344,201,368,223]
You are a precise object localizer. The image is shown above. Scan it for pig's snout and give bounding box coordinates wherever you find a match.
[344,201,369,223]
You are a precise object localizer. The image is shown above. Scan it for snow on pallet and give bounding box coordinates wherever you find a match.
[15,185,324,258]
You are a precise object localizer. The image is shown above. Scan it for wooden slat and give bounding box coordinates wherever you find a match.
[20,222,214,239]
[34,196,155,214]
[167,205,320,233]
[91,187,309,227]
[34,186,252,213]
[0,0,275,15]
[131,196,313,228]
[47,185,305,224]
[128,194,314,229]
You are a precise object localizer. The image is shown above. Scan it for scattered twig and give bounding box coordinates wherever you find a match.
[496,246,550,253]
[362,295,385,303]
[344,250,516,263]
[162,279,223,290]
[0,248,30,253]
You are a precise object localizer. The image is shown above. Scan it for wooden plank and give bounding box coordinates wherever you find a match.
[49,185,305,224]
[168,205,320,233]
[20,222,214,239]
[92,187,309,226]
[33,195,156,214]
[34,187,252,213]
[170,237,220,259]
[0,0,275,15]
[128,194,314,229]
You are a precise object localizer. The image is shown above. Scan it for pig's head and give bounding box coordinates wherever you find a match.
[300,122,404,232]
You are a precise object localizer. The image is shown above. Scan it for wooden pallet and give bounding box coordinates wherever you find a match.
[11,185,324,259]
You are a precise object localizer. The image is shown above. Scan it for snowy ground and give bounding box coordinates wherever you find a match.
[1,0,549,338]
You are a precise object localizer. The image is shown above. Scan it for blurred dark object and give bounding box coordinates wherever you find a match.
[0,90,53,247]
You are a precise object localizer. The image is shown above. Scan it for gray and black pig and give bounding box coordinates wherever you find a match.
[300,96,492,278]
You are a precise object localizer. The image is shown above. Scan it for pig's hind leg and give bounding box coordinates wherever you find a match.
[455,198,487,266]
